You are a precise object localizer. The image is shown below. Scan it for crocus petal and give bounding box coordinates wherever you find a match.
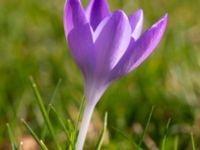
[110,14,168,81]
[85,0,110,30]
[94,10,132,78]
[128,9,143,40]
[64,0,95,79]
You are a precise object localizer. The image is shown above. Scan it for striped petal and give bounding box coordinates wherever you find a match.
[110,14,168,81]
[64,0,95,79]
[94,10,132,79]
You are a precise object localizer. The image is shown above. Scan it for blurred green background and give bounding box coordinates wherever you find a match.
[0,0,200,149]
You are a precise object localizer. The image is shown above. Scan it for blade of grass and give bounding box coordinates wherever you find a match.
[161,118,171,150]
[138,106,155,148]
[74,96,85,145]
[190,132,196,150]
[6,123,18,150]
[21,119,48,150]
[49,105,69,136]
[66,119,76,150]
[41,78,62,139]
[29,76,61,150]
[95,112,108,150]
[49,78,62,106]
[75,96,85,131]
[40,140,49,150]
[174,135,178,150]
[49,104,75,149]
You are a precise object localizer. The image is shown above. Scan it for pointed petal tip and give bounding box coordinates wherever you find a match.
[128,9,143,21]
[136,9,143,15]
[160,13,168,29]
[129,8,143,18]
[163,13,168,24]
[151,13,168,30]
[134,9,143,19]
[128,9,144,40]
[160,13,168,23]
[113,10,127,17]
[164,13,168,18]
[111,10,130,22]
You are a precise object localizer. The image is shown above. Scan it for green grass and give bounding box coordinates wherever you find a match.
[0,0,200,149]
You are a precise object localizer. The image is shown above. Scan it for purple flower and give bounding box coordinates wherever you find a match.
[64,0,167,149]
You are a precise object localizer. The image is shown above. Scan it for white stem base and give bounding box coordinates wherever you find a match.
[76,104,95,150]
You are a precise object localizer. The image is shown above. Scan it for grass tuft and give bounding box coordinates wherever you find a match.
[41,78,62,139]
[29,76,61,150]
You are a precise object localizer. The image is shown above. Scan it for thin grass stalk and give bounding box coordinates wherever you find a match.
[174,136,178,150]
[21,119,48,150]
[95,112,108,150]
[29,76,61,150]
[6,123,18,150]
[41,78,62,139]
[161,118,171,150]
[190,132,196,150]
[138,106,154,148]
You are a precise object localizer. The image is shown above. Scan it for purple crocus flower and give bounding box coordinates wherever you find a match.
[64,0,167,149]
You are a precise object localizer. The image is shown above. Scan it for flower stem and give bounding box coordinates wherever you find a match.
[76,103,95,150]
